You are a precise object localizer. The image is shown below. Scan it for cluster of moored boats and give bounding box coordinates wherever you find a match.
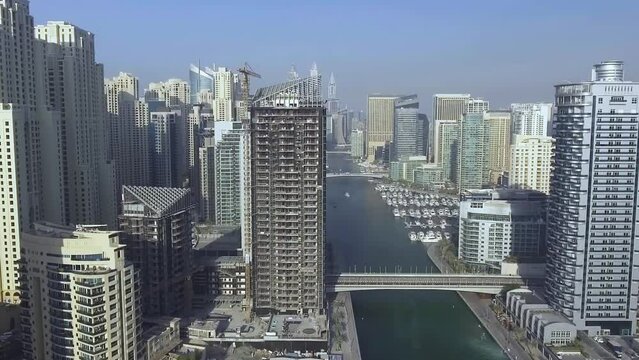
[375,183,459,243]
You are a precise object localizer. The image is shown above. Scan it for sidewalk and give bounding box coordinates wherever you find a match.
[425,243,535,360]
[329,292,362,360]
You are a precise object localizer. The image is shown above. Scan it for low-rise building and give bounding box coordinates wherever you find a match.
[390,156,429,182]
[142,317,181,360]
[506,289,577,357]
[413,164,444,189]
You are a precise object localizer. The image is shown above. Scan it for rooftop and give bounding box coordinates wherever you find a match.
[122,186,192,218]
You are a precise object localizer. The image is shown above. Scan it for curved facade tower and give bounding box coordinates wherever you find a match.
[546,61,639,335]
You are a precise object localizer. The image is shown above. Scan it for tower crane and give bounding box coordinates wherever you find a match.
[237,62,261,122]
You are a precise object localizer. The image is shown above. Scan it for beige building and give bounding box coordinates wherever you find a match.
[105,72,151,191]
[36,21,117,228]
[146,78,190,107]
[483,110,512,184]
[367,95,397,161]
[213,67,235,121]
[20,222,141,360]
[510,135,554,194]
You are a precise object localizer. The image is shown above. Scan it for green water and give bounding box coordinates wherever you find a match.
[327,154,506,360]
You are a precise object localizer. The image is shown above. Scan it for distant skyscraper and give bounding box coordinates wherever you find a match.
[483,110,511,185]
[20,222,141,360]
[189,64,215,103]
[119,186,194,316]
[458,113,485,192]
[367,95,397,162]
[510,135,554,194]
[466,98,490,114]
[149,111,180,187]
[331,112,347,145]
[213,121,245,226]
[393,95,419,160]
[511,103,553,140]
[197,124,215,222]
[546,61,639,335]
[437,120,460,185]
[250,75,325,314]
[417,113,428,156]
[213,67,235,120]
[288,64,300,80]
[105,72,151,191]
[327,72,339,114]
[0,0,47,302]
[36,21,117,227]
[146,78,190,107]
[431,94,470,162]
[350,129,365,159]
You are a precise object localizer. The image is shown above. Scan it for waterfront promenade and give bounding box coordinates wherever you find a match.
[426,243,535,360]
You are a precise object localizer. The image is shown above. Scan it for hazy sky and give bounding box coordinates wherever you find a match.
[31,0,639,114]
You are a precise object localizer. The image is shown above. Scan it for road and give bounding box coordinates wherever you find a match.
[426,243,534,360]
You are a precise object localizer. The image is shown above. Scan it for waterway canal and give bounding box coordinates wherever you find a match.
[327,153,506,360]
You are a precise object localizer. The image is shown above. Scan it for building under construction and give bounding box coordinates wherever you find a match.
[250,75,326,315]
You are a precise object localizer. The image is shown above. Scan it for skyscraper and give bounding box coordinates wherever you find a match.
[350,129,365,159]
[146,78,190,107]
[119,186,194,316]
[213,67,235,121]
[367,95,397,162]
[327,72,339,114]
[392,95,419,160]
[149,111,180,187]
[483,110,511,185]
[511,102,553,139]
[250,75,325,315]
[20,222,141,360]
[0,0,44,302]
[458,113,485,192]
[417,113,428,156]
[466,98,490,114]
[510,135,554,194]
[105,72,151,190]
[213,121,245,226]
[36,21,117,227]
[436,120,460,185]
[431,94,470,161]
[189,64,215,104]
[546,61,639,335]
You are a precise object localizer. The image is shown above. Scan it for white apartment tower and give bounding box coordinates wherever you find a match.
[510,135,554,194]
[511,103,553,139]
[35,21,117,228]
[546,61,639,335]
[20,222,141,360]
[213,67,235,121]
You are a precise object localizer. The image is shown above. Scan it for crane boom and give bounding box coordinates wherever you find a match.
[238,62,261,122]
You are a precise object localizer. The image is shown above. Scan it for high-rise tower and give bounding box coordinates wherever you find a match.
[367,95,397,162]
[393,95,420,160]
[250,75,325,315]
[546,61,639,335]
[0,0,44,303]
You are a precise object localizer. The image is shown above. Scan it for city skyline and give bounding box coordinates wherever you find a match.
[29,1,639,113]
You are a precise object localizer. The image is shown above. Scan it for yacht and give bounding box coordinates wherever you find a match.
[409,231,417,241]
[393,208,400,217]
[344,192,351,198]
